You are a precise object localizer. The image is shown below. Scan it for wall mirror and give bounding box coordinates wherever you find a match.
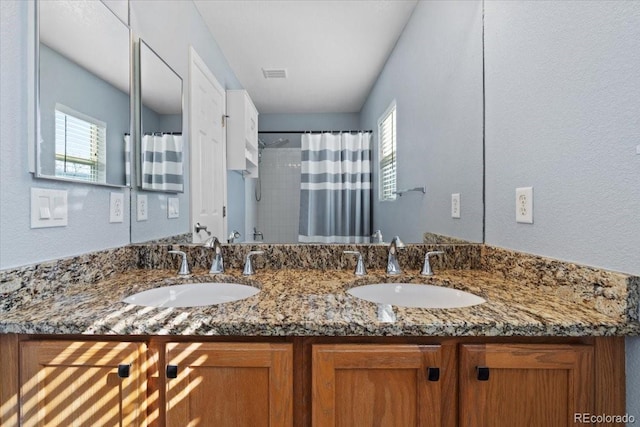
[136,40,184,193]
[36,0,130,187]
[133,1,483,246]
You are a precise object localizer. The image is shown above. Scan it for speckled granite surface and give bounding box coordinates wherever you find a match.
[137,243,482,272]
[0,244,637,337]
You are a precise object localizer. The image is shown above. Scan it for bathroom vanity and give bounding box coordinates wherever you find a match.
[0,244,637,426]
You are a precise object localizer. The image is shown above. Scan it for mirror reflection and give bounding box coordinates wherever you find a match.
[37,0,130,187]
[137,40,184,193]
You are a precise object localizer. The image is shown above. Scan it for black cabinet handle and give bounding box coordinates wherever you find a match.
[166,364,179,379]
[427,367,440,382]
[117,364,130,378]
[476,366,490,381]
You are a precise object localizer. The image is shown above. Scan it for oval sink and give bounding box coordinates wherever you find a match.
[122,282,259,308]
[347,283,485,309]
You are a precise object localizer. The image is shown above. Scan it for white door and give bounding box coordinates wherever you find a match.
[189,47,227,243]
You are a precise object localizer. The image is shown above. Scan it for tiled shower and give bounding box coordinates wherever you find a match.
[256,147,301,243]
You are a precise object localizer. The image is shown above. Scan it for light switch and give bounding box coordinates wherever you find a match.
[31,188,67,228]
[38,196,51,219]
[52,196,66,219]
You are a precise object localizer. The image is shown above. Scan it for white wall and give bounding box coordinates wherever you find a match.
[360,0,484,243]
[483,1,640,419]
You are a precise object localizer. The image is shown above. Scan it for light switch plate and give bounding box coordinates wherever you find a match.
[137,194,148,221]
[168,197,179,219]
[109,192,125,223]
[516,187,533,224]
[31,188,68,228]
[451,193,461,219]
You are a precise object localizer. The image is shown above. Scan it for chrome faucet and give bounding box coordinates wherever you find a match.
[421,251,444,276]
[204,236,224,274]
[168,250,191,275]
[243,250,264,276]
[371,229,383,244]
[386,236,405,275]
[343,250,367,276]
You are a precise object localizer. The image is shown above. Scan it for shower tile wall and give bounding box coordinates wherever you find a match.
[257,148,301,243]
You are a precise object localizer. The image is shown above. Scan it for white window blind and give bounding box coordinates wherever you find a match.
[54,105,107,183]
[378,101,397,201]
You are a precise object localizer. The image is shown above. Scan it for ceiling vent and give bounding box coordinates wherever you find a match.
[262,68,287,79]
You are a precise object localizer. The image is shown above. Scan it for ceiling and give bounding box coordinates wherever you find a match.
[193,0,418,114]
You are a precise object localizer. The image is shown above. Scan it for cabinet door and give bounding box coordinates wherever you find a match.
[165,342,293,427]
[20,340,148,427]
[312,344,455,427]
[460,344,594,427]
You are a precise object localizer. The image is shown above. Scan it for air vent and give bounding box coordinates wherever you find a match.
[262,68,287,79]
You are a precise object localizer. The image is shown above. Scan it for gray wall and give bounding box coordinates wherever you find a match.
[360,0,484,243]
[0,0,131,268]
[39,44,129,185]
[129,0,242,243]
[0,0,242,265]
[483,0,640,419]
[259,113,360,133]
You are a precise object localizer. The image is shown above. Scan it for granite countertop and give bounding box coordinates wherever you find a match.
[0,267,637,336]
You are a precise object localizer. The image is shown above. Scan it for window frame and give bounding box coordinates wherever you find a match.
[54,103,107,184]
[377,100,397,202]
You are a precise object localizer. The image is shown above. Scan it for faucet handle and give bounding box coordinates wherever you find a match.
[343,251,367,276]
[243,250,265,276]
[168,250,191,275]
[421,251,444,276]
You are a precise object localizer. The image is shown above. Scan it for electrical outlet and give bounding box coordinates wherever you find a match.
[110,192,124,223]
[137,194,148,221]
[636,144,640,155]
[451,193,461,218]
[168,197,179,219]
[515,187,533,224]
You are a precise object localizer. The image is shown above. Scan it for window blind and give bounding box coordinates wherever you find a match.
[54,106,106,183]
[378,102,397,201]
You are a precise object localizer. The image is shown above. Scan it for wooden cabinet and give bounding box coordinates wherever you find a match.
[165,342,293,427]
[227,90,259,177]
[312,344,456,427]
[19,340,148,427]
[3,336,622,427]
[459,344,594,427]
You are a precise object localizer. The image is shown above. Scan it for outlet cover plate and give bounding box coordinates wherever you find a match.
[110,192,125,223]
[516,187,533,224]
[137,194,148,221]
[451,193,461,218]
[168,197,179,219]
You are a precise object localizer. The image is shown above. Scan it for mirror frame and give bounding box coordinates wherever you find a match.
[31,0,132,189]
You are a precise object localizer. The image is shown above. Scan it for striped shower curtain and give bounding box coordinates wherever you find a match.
[298,132,372,243]
[141,134,184,192]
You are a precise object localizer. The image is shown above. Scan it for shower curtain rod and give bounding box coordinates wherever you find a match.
[259,130,372,134]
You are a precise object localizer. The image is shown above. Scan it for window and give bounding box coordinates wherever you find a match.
[54,104,107,183]
[378,101,397,201]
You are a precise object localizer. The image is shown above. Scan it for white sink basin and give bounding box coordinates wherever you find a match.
[122,282,259,308]
[347,283,485,309]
